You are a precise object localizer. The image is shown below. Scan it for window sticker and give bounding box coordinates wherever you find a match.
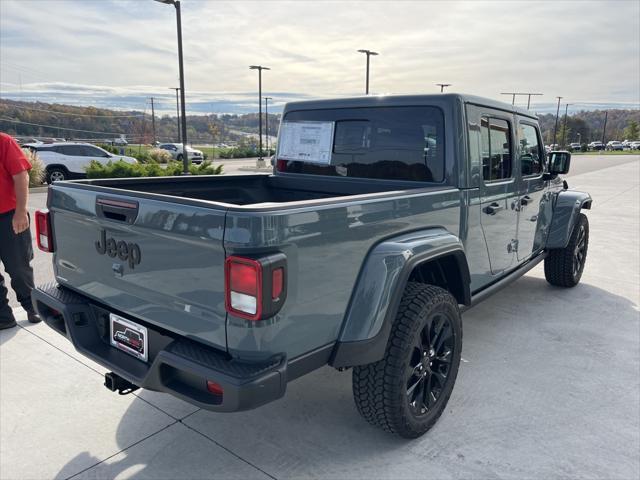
[277,121,335,164]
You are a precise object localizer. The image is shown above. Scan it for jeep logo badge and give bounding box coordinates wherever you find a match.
[95,229,141,269]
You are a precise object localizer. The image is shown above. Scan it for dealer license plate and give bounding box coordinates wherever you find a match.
[109,313,148,362]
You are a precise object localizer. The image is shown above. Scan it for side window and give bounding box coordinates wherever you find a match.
[59,145,84,156]
[519,123,543,176]
[82,146,107,157]
[480,117,512,181]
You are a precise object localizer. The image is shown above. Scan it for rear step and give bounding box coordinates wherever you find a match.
[104,372,139,395]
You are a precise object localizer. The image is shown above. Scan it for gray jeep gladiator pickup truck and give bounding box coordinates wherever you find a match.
[32,94,592,438]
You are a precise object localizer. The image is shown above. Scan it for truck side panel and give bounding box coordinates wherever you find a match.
[224,188,461,362]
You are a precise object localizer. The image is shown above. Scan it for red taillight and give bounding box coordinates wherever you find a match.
[272,268,284,300]
[35,209,53,252]
[225,256,262,321]
[276,159,287,171]
[206,380,224,398]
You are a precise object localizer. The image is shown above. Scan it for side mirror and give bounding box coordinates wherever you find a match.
[548,151,571,175]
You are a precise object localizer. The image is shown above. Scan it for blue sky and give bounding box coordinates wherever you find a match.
[1,0,639,115]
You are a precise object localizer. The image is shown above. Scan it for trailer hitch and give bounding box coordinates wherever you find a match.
[104,372,139,395]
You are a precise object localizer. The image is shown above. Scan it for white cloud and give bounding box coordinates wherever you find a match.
[1,0,639,111]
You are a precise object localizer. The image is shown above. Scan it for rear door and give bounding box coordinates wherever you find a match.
[478,115,518,275]
[49,185,229,350]
[55,145,87,174]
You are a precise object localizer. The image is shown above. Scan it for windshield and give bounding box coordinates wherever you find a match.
[277,106,445,182]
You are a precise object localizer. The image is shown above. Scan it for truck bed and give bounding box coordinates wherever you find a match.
[69,174,429,207]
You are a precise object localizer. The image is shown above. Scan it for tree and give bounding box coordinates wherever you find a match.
[557,124,572,147]
[624,120,639,140]
[208,122,221,144]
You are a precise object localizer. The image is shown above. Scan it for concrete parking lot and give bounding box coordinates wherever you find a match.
[1,155,639,479]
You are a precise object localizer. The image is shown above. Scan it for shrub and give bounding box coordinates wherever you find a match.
[148,148,173,164]
[97,144,120,155]
[22,148,45,186]
[85,160,223,179]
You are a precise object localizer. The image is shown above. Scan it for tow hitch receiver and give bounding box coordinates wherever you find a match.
[104,372,139,395]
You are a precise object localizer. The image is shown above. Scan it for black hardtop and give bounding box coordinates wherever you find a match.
[283,93,538,120]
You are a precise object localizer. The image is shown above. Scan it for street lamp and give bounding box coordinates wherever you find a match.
[155,0,189,174]
[561,103,571,149]
[436,83,451,93]
[357,49,378,94]
[169,87,180,142]
[264,96,273,156]
[553,96,563,148]
[250,65,270,166]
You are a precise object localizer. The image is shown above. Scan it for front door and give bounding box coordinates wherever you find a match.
[478,116,519,275]
[516,121,550,260]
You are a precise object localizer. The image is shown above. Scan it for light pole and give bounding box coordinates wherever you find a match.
[436,83,451,93]
[357,49,378,94]
[553,96,563,148]
[501,92,518,105]
[155,0,188,174]
[601,111,608,144]
[249,65,270,166]
[561,103,571,149]
[169,87,180,142]
[264,96,273,156]
[150,97,156,144]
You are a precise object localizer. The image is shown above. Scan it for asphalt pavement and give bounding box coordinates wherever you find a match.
[1,154,639,479]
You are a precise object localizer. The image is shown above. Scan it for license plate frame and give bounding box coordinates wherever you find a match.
[109,313,148,362]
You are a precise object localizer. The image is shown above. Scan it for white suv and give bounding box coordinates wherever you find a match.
[158,143,204,163]
[26,142,137,183]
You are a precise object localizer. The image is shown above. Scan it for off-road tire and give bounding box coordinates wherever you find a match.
[544,213,589,287]
[46,166,68,183]
[352,283,462,439]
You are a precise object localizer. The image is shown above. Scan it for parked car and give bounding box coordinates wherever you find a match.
[158,143,204,163]
[568,142,581,151]
[24,142,137,183]
[606,141,624,151]
[33,94,591,439]
[629,141,640,150]
[588,141,605,151]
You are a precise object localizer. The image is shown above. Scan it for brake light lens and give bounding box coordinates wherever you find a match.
[225,256,262,320]
[35,209,53,252]
[206,380,224,397]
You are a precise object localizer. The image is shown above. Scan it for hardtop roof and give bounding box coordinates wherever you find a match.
[283,93,538,120]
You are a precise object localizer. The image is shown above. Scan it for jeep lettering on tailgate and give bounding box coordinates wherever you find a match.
[95,229,141,269]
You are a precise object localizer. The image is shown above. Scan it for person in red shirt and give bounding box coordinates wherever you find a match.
[0,132,41,329]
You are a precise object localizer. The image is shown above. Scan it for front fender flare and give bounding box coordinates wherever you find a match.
[546,190,592,249]
[330,228,470,368]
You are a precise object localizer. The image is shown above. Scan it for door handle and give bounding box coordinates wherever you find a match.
[483,202,503,215]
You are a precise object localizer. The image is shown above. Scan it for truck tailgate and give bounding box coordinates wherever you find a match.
[48,184,228,351]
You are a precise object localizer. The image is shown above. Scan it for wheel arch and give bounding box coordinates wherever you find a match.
[329,228,470,368]
[45,164,70,173]
[546,190,592,249]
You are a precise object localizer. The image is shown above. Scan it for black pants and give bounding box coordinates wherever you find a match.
[0,210,35,321]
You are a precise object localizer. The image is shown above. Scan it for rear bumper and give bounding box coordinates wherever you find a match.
[31,283,287,412]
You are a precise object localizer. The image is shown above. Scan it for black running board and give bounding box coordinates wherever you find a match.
[462,252,547,312]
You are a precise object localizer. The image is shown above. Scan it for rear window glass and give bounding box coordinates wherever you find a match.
[277,106,445,182]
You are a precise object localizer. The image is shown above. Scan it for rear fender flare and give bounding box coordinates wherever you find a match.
[546,191,592,249]
[330,228,470,368]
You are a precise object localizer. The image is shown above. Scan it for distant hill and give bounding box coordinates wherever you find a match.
[1,98,638,145]
[0,99,281,144]
[538,109,640,144]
